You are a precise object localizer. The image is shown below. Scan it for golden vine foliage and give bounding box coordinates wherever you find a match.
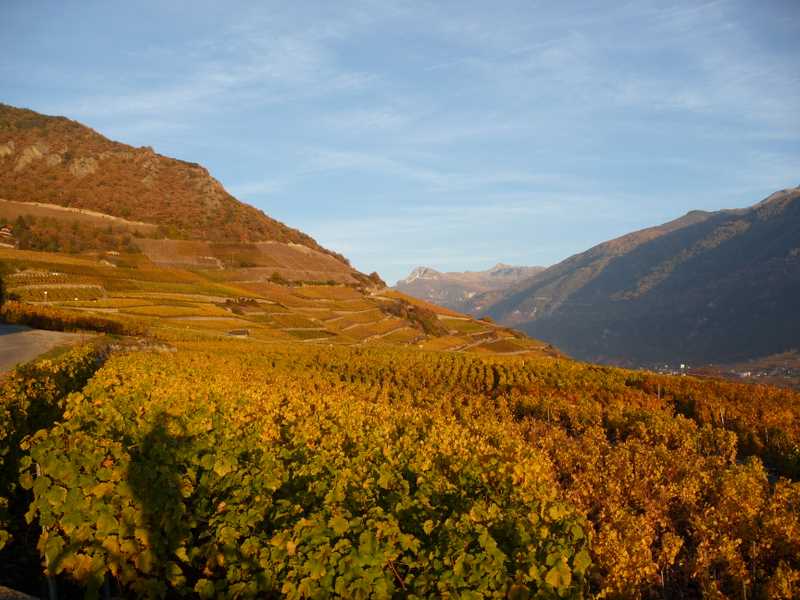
[0,301,143,335]
[0,345,102,552]
[3,340,800,598]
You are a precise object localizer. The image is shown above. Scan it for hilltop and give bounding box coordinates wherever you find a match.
[0,104,343,260]
[479,186,800,365]
[0,103,377,285]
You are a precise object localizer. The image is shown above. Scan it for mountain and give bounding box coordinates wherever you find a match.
[481,187,800,366]
[0,104,554,357]
[0,103,346,260]
[395,263,544,313]
[0,103,376,283]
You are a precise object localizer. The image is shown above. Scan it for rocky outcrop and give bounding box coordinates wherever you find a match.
[14,144,45,172]
[67,156,98,177]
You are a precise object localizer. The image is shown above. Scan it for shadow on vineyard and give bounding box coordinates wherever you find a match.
[0,345,107,597]
[123,413,266,598]
[127,413,194,579]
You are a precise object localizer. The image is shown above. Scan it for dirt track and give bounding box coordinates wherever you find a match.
[0,324,90,373]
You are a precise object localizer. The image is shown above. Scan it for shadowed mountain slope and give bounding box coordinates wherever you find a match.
[482,187,800,365]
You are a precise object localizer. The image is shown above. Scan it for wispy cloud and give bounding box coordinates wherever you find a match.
[5,0,797,283]
[54,8,380,122]
[301,189,650,280]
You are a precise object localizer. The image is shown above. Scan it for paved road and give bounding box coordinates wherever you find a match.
[0,585,38,600]
[0,324,90,374]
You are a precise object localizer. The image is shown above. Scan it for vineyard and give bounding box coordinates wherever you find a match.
[0,247,548,354]
[1,339,799,598]
[1,93,797,600]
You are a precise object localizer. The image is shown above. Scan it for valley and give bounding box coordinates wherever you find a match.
[0,103,798,599]
[395,264,544,313]
[437,188,800,368]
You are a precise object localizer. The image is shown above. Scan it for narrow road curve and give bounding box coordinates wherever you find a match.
[0,324,90,374]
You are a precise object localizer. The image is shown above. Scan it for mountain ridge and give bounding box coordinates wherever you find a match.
[0,103,347,263]
[0,103,555,357]
[395,262,544,313]
[480,186,800,365]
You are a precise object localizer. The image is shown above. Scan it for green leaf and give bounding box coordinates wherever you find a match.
[570,524,584,541]
[19,472,34,490]
[32,474,51,496]
[545,560,572,590]
[572,549,591,575]
[166,561,185,587]
[377,466,393,489]
[213,457,235,477]
[309,558,326,579]
[89,482,114,498]
[43,535,65,569]
[399,533,419,553]
[135,549,154,574]
[96,467,113,482]
[60,510,84,535]
[195,579,216,599]
[175,546,190,563]
[97,512,119,534]
[330,515,349,535]
[46,485,67,507]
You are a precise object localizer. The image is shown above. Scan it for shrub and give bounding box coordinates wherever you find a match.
[0,301,143,336]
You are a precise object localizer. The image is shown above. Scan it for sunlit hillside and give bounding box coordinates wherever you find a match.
[0,247,550,355]
[0,104,338,255]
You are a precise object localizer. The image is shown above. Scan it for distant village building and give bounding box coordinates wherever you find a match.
[0,225,16,248]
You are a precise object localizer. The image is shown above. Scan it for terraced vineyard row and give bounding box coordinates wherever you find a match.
[0,247,550,355]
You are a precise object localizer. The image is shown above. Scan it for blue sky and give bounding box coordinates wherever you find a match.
[2,1,799,283]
